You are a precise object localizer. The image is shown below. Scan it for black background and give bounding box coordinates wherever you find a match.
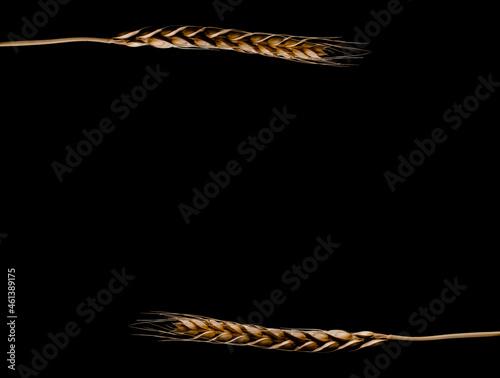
[1,1,499,377]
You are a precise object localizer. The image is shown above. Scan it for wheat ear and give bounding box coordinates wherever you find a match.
[0,25,367,66]
[130,312,500,353]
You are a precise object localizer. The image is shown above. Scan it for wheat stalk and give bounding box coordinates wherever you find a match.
[130,312,500,353]
[0,25,367,66]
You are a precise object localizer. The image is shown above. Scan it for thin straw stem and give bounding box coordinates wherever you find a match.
[388,331,500,342]
[0,37,114,48]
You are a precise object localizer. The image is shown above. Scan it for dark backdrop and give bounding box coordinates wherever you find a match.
[1,1,498,378]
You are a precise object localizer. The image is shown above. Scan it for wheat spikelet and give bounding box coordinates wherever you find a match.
[130,312,500,353]
[0,25,367,66]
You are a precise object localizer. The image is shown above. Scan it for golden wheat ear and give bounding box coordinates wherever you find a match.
[0,25,368,66]
[130,312,500,353]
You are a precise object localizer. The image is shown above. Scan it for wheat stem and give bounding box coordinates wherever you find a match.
[130,312,500,353]
[388,331,500,342]
[0,25,368,66]
[0,37,113,47]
